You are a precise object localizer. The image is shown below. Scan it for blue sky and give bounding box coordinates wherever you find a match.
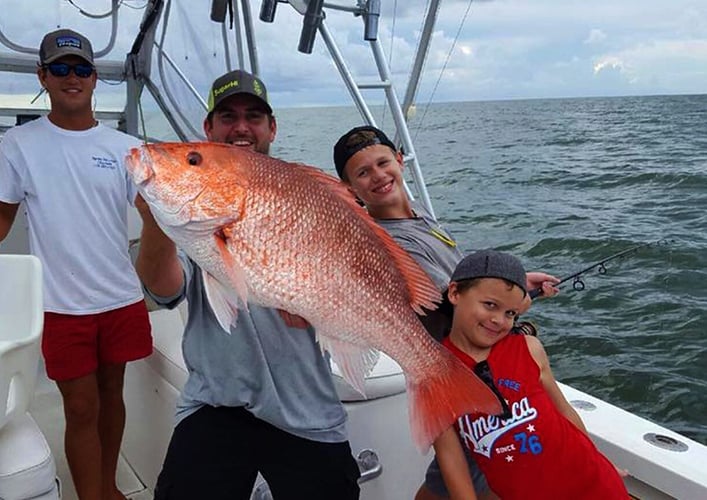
[0,0,705,109]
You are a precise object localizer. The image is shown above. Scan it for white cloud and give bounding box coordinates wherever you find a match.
[593,56,625,75]
[593,39,707,91]
[585,29,608,45]
[1,0,706,106]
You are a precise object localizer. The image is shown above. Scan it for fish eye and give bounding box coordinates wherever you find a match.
[186,151,202,166]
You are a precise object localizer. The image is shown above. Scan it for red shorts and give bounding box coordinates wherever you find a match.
[42,300,153,381]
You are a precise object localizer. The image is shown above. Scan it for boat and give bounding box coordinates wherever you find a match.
[1,1,706,499]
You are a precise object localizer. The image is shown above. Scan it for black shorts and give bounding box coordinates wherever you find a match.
[154,405,360,500]
[425,453,489,497]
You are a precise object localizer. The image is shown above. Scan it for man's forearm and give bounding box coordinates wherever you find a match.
[136,214,183,297]
[0,201,19,243]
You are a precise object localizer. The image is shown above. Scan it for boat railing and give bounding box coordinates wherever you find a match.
[0,1,437,215]
[251,0,436,215]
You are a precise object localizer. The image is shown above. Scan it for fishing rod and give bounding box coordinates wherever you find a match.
[528,238,671,300]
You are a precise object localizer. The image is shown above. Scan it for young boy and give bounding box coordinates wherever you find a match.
[434,249,629,499]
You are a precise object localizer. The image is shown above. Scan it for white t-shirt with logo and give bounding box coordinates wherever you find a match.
[0,116,144,314]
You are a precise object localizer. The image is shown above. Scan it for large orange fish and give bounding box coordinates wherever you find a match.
[126,142,501,451]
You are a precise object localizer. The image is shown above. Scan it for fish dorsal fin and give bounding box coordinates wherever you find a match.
[292,163,442,313]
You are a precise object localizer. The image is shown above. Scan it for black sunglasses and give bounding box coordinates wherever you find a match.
[44,62,94,78]
[474,360,512,420]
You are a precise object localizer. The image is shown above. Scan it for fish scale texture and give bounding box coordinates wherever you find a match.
[237,159,437,370]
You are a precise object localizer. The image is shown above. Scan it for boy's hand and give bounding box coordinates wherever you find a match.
[526,272,560,299]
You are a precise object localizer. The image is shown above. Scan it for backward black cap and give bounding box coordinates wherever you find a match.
[428,249,527,340]
[451,249,527,295]
[333,125,397,178]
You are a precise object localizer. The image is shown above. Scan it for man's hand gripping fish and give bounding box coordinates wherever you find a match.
[126,142,502,452]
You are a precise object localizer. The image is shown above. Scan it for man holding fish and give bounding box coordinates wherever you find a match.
[129,65,514,495]
[134,70,361,499]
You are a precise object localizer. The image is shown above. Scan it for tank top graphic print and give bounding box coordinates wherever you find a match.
[442,334,628,499]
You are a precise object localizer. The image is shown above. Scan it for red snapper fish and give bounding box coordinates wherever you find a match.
[126,142,501,451]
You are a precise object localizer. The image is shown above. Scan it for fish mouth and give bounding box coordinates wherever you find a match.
[126,147,154,186]
[126,147,203,218]
[147,186,208,220]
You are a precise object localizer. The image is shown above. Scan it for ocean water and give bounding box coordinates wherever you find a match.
[271,94,707,445]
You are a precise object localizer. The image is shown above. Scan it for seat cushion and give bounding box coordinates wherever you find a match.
[0,412,57,500]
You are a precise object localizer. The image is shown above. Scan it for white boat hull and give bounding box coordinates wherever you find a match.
[118,307,707,499]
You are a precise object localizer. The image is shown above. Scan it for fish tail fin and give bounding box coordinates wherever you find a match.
[407,347,502,453]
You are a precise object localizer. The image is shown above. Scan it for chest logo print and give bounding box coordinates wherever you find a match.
[458,396,537,458]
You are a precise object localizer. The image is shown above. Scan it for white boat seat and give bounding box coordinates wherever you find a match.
[0,255,44,431]
[148,305,406,401]
[0,412,58,500]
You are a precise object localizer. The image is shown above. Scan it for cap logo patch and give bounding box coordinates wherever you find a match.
[56,36,82,50]
[213,79,239,98]
[252,80,264,97]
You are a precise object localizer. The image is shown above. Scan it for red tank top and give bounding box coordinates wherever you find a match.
[443,334,629,499]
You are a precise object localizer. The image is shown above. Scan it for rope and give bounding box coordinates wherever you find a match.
[138,94,148,145]
[414,0,474,143]
[65,0,124,19]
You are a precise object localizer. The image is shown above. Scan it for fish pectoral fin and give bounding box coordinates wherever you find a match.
[318,334,380,398]
[213,231,250,306]
[203,270,242,333]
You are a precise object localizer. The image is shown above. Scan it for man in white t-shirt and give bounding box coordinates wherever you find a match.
[0,29,151,500]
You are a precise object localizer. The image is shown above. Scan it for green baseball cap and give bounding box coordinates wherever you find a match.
[207,69,272,114]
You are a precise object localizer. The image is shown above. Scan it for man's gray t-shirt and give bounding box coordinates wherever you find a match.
[147,252,348,443]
